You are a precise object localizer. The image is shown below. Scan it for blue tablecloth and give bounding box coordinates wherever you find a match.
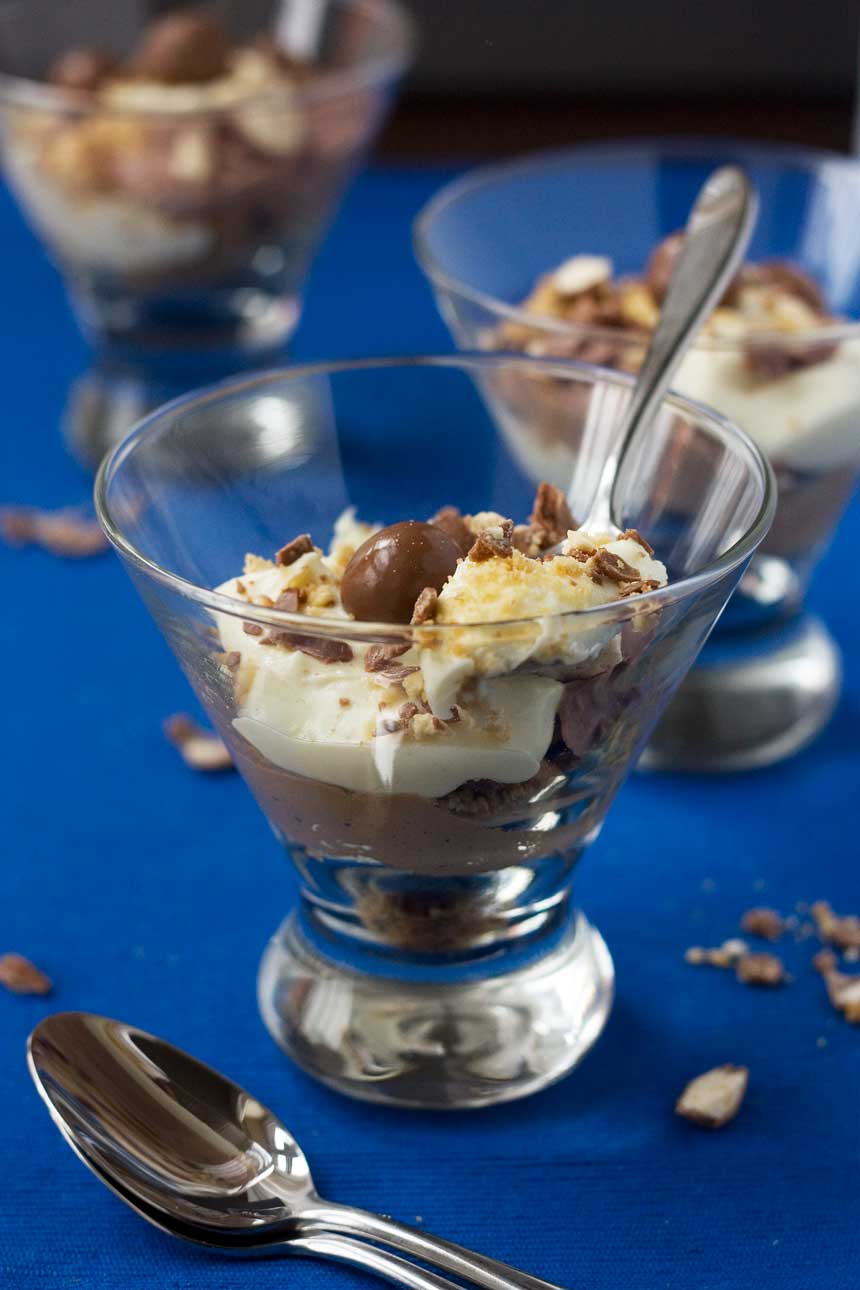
[1,164,858,1290]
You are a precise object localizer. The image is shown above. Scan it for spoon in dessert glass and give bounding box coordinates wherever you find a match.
[560,164,758,543]
[28,1012,567,1290]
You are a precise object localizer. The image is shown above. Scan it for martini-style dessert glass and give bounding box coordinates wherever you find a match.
[96,355,774,1108]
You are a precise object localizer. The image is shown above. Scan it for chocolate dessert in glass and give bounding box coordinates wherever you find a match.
[96,355,774,1107]
[415,142,860,770]
[0,0,412,457]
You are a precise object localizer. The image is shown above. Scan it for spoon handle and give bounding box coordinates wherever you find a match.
[302,1202,568,1290]
[585,165,758,533]
[290,1232,466,1290]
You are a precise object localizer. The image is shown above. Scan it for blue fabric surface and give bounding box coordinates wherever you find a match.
[1,164,859,1290]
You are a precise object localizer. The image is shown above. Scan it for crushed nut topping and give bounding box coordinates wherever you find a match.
[243,622,264,637]
[468,519,514,561]
[591,548,642,584]
[224,651,241,670]
[0,952,53,995]
[529,481,576,549]
[676,1065,749,1129]
[741,907,784,941]
[735,951,787,987]
[365,643,410,673]
[163,713,234,772]
[411,586,438,624]
[622,528,654,555]
[266,632,353,664]
[275,588,305,612]
[275,533,314,566]
[0,506,108,558]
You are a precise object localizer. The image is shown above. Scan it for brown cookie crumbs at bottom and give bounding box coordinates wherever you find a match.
[675,1065,749,1129]
[365,642,410,672]
[163,713,234,772]
[468,520,514,561]
[735,951,787,987]
[411,586,438,624]
[741,907,785,941]
[0,952,52,996]
[275,533,313,566]
[0,506,108,558]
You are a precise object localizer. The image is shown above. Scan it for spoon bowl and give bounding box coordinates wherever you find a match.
[28,1012,565,1290]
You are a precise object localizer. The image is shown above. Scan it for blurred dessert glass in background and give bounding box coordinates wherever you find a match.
[0,0,412,461]
[415,142,860,770]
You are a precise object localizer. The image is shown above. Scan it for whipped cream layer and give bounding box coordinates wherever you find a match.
[675,346,860,473]
[216,501,666,797]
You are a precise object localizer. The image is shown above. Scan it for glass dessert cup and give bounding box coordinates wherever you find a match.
[95,355,774,1109]
[415,141,860,771]
[0,0,412,462]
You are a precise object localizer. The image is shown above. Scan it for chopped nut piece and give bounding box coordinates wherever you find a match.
[0,506,108,558]
[468,520,513,561]
[163,714,234,772]
[811,901,860,950]
[685,939,748,969]
[243,622,264,637]
[378,664,420,683]
[275,588,304,613]
[735,952,786,987]
[741,907,784,941]
[676,1065,749,1129]
[621,528,654,555]
[826,972,860,1024]
[812,948,838,976]
[365,643,410,673]
[224,651,241,670]
[0,952,52,996]
[529,481,576,549]
[338,696,351,708]
[411,586,438,624]
[275,533,314,566]
[266,632,353,663]
[591,548,641,583]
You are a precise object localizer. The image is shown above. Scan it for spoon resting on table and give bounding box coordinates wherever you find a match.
[28,1012,567,1290]
[559,165,758,546]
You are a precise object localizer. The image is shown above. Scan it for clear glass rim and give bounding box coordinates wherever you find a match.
[0,0,415,117]
[94,353,776,639]
[413,137,860,351]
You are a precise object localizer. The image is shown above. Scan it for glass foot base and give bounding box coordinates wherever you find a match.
[642,615,841,773]
[257,909,614,1109]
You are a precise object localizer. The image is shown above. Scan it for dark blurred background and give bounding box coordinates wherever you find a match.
[379,0,859,157]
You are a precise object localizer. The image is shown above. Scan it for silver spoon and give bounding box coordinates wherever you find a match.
[28,1013,567,1290]
[569,165,758,540]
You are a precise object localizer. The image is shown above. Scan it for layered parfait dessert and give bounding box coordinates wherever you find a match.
[493,241,859,565]
[1,7,383,291]
[213,482,667,904]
